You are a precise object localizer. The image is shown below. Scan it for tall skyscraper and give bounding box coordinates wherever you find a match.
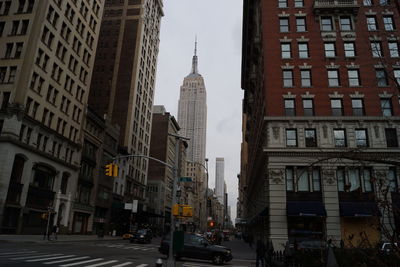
[89,0,164,209]
[215,157,225,204]
[177,40,207,164]
[0,0,104,234]
[241,0,400,249]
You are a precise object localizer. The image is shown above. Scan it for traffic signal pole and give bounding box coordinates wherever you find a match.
[108,133,189,267]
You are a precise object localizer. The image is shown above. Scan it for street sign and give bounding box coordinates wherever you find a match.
[179,177,193,182]
[132,200,138,213]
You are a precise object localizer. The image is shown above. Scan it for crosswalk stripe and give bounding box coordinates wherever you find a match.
[111,262,133,267]
[85,260,118,267]
[0,251,37,256]
[107,245,124,248]
[44,256,90,264]
[59,258,104,267]
[11,254,63,260]
[141,248,154,251]
[182,263,215,267]
[26,255,77,262]
[135,264,148,267]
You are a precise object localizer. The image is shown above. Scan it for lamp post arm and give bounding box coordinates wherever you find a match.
[112,154,174,169]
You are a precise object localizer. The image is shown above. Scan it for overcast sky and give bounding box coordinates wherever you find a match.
[154,0,243,221]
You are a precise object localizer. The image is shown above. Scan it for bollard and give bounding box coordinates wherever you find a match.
[155,258,163,267]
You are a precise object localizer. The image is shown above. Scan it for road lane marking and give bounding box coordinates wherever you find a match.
[26,255,77,262]
[59,258,104,267]
[85,260,118,267]
[11,254,63,260]
[111,262,133,267]
[0,251,37,256]
[44,256,90,264]
[135,264,148,267]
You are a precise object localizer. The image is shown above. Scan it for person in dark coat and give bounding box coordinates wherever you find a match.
[256,239,266,267]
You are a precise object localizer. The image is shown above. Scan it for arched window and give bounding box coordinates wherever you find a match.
[10,154,26,183]
[31,164,56,190]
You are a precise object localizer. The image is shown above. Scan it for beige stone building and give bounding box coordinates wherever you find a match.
[0,0,104,234]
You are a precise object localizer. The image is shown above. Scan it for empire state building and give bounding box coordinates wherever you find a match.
[177,41,207,164]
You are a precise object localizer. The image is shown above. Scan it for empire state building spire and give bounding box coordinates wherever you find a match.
[191,37,199,74]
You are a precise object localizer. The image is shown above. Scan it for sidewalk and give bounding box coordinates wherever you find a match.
[223,238,257,260]
[0,234,121,243]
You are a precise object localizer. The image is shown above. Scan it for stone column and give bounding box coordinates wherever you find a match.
[322,168,341,244]
[53,191,61,226]
[17,158,33,234]
[64,192,72,229]
[268,168,288,249]
[0,144,15,233]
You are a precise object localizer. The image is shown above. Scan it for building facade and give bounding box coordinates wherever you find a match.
[241,0,400,248]
[215,157,225,204]
[74,108,119,235]
[147,105,187,233]
[88,0,164,222]
[0,0,104,234]
[177,41,207,165]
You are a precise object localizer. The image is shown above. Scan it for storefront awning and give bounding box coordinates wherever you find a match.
[287,201,326,217]
[339,202,381,217]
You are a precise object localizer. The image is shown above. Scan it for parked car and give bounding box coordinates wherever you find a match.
[381,242,398,253]
[159,233,233,265]
[130,229,152,243]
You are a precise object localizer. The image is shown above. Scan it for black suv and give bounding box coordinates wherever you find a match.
[130,229,152,243]
[159,233,232,265]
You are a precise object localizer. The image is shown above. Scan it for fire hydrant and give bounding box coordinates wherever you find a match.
[155,258,163,267]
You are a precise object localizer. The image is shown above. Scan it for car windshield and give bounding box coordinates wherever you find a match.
[137,230,146,234]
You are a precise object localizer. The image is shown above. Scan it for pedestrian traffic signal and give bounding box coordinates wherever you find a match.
[105,163,118,177]
[208,220,215,227]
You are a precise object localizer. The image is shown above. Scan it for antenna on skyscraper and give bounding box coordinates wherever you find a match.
[195,35,197,56]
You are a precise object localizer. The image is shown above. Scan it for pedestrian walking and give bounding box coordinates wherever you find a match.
[52,224,59,240]
[256,239,266,267]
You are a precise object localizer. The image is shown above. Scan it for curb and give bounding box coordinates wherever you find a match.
[0,238,122,244]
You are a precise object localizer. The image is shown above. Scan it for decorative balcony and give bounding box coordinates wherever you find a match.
[314,0,360,14]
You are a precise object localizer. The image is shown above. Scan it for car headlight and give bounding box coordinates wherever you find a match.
[140,235,144,238]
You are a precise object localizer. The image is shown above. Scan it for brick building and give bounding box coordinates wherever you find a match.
[241,0,400,248]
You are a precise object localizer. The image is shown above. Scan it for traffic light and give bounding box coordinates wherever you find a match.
[105,164,118,177]
[208,220,215,228]
[182,206,193,217]
[172,204,193,217]
[172,204,180,216]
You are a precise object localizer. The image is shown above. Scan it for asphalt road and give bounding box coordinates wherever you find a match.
[0,239,255,267]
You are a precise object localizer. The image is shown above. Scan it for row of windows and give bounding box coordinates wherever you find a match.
[281,41,400,59]
[19,123,75,163]
[25,96,80,142]
[285,127,398,148]
[285,166,398,194]
[284,97,397,117]
[279,0,394,8]
[279,15,396,33]
[281,68,398,88]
